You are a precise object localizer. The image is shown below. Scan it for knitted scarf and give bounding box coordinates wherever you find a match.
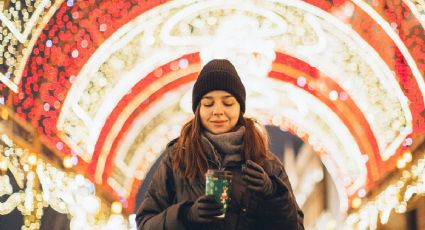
[201,126,245,167]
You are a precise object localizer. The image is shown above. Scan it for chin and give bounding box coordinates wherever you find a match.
[208,128,228,134]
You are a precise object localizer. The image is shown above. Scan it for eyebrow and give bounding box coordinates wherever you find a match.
[202,95,234,99]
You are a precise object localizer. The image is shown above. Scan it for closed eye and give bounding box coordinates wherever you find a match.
[201,98,214,107]
[223,98,236,106]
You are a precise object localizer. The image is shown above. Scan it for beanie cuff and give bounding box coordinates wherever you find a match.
[192,59,246,113]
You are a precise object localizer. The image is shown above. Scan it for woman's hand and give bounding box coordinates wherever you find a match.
[186,195,223,223]
[242,160,275,198]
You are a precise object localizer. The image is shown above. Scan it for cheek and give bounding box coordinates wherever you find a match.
[229,109,240,121]
[199,108,210,122]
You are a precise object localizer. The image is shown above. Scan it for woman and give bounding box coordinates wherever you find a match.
[136,59,304,229]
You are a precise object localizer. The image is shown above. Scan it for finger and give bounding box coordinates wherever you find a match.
[198,195,216,203]
[243,175,263,186]
[199,199,221,207]
[197,217,214,223]
[199,209,224,218]
[198,202,222,210]
[246,160,264,172]
[243,166,263,179]
[247,184,263,192]
[199,208,224,216]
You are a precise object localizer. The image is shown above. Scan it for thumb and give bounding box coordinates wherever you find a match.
[198,194,216,203]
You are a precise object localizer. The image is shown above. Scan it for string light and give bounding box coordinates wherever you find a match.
[403,151,412,163]
[27,153,37,166]
[351,197,362,209]
[63,156,73,169]
[0,0,56,93]
[0,2,418,217]
[0,1,424,230]
[111,201,122,214]
[0,135,130,229]
[396,158,407,169]
[345,153,425,229]
[0,157,8,173]
[0,107,8,120]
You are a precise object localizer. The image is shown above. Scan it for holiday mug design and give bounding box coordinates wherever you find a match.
[205,169,232,218]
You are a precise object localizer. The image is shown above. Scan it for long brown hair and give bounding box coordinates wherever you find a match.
[172,106,272,180]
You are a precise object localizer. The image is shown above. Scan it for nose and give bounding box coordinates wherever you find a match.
[212,103,224,115]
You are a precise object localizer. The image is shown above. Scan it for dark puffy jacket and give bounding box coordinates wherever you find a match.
[136,142,304,230]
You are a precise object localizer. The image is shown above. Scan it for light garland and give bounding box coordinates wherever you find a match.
[0,134,133,230]
[344,151,425,229]
[1,1,424,226]
[54,0,371,196]
[273,82,366,200]
[0,2,417,208]
[270,2,411,160]
[0,0,63,93]
[107,86,190,197]
[403,0,425,28]
[0,174,13,196]
[120,80,363,212]
[55,0,411,178]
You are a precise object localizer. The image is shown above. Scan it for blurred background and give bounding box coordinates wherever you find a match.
[0,0,425,229]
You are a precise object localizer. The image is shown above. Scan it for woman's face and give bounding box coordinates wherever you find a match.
[199,90,241,134]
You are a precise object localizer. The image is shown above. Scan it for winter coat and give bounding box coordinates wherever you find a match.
[136,140,304,230]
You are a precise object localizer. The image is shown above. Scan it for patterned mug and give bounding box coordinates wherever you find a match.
[205,169,232,218]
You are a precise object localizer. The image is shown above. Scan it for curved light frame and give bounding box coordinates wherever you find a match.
[4,0,419,212]
[109,78,363,212]
[56,0,412,183]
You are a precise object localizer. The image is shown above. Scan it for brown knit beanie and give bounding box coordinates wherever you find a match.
[192,59,246,113]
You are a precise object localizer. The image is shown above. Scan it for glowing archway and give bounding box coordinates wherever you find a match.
[1,0,424,212]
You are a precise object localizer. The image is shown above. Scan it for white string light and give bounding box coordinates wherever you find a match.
[0,135,129,230]
[345,154,425,229]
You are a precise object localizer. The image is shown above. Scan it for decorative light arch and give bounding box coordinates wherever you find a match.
[2,0,424,212]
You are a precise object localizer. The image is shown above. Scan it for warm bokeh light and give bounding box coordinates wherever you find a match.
[0,157,7,173]
[1,0,425,229]
[351,197,362,209]
[402,151,412,163]
[63,156,74,169]
[396,158,407,169]
[27,153,37,166]
[111,201,123,215]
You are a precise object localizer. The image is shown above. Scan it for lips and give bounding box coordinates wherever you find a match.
[211,120,226,124]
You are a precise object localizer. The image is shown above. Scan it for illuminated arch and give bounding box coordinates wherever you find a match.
[5,0,424,212]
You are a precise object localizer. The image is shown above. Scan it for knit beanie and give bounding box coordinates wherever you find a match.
[192,59,246,113]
